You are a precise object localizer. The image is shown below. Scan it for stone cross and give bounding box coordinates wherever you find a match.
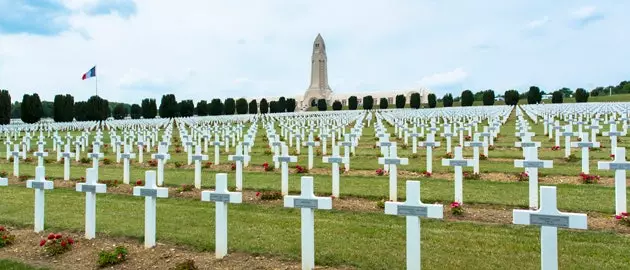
[442,147,473,203]
[385,181,443,270]
[376,139,393,172]
[319,133,329,155]
[201,173,242,259]
[339,135,354,171]
[211,138,224,165]
[61,144,74,181]
[4,140,11,160]
[419,133,440,173]
[228,144,249,191]
[185,139,194,165]
[464,133,487,174]
[378,143,409,202]
[561,125,577,158]
[26,166,54,232]
[409,127,421,154]
[284,176,333,270]
[133,170,169,248]
[11,144,20,177]
[602,123,624,156]
[120,144,136,184]
[191,146,209,189]
[571,132,600,174]
[88,144,104,174]
[74,140,82,162]
[34,143,49,167]
[137,139,145,163]
[513,186,587,270]
[303,134,320,170]
[273,144,298,195]
[322,145,348,198]
[515,147,553,209]
[151,145,170,186]
[597,147,630,215]
[440,124,454,154]
[76,168,107,239]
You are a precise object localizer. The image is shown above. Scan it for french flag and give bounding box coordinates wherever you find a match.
[81,66,96,80]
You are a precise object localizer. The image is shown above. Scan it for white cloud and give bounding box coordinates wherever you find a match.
[572,6,597,20]
[417,68,468,88]
[526,16,550,29]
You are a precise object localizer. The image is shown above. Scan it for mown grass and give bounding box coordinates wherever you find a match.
[0,259,47,270]
[1,186,629,269]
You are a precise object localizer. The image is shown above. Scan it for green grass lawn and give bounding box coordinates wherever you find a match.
[2,107,630,269]
[1,186,629,269]
[0,260,47,270]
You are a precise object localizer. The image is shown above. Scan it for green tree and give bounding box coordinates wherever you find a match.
[112,104,127,119]
[379,98,388,109]
[590,88,600,97]
[332,100,342,110]
[248,99,258,114]
[395,94,406,108]
[551,91,563,103]
[442,94,453,107]
[236,98,248,114]
[482,90,495,106]
[0,90,11,124]
[260,98,269,114]
[269,101,278,113]
[130,104,142,119]
[196,100,208,116]
[209,99,223,115]
[317,99,327,111]
[86,95,109,121]
[409,93,420,109]
[428,93,437,108]
[179,100,195,117]
[277,97,286,113]
[159,94,179,118]
[348,96,358,110]
[461,90,474,106]
[575,88,589,103]
[286,98,296,112]
[21,94,43,123]
[527,86,542,104]
[224,98,236,115]
[504,90,520,106]
[362,96,374,110]
[141,99,157,119]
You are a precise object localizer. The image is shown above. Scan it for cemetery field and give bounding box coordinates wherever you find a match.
[1,106,630,269]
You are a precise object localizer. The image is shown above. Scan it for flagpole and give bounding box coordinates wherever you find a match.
[95,65,98,97]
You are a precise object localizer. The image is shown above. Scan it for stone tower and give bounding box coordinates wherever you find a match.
[302,33,332,109]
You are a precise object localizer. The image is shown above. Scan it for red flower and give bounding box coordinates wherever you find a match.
[47,233,55,240]
[55,234,62,239]
[611,154,615,159]
[622,212,629,217]
[67,237,74,245]
[262,162,269,167]
[330,195,336,199]
[615,215,622,220]
[136,180,143,186]
[255,192,261,197]
[60,240,67,247]
[450,202,461,208]
[0,226,4,231]
[39,239,46,246]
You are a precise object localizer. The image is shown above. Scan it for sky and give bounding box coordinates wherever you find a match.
[0,0,628,104]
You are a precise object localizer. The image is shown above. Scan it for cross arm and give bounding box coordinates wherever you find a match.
[513,209,587,229]
[284,195,332,210]
[201,190,243,204]
[384,201,443,218]
[76,183,107,193]
[26,180,54,190]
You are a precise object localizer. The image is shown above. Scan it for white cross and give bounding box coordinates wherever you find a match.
[570,132,600,174]
[151,145,170,186]
[378,142,409,202]
[120,144,136,184]
[339,135,355,171]
[185,139,194,165]
[419,133,441,173]
[602,123,624,156]
[11,144,21,177]
[61,144,74,181]
[273,144,298,195]
[0,175,7,186]
[464,133,487,174]
[190,145,209,189]
[34,143,48,167]
[133,170,169,248]
[323,145,348,198]
[76,168,107,239]
[284,176,333,270]
[515,147,553,209]
[211,138,224,165]
[228,144,249,191]
[4,140,11,160]
[513,186,587,270]
[201,173,242,259]
[442,147,473,203]
[440,124,454,153]
[385,181,443,270]
[303,134,320,170]
[26,166,54,232]
[597,147,630,215]
[88,143,104,174]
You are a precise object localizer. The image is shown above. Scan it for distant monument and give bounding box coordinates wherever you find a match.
[301,34,333,110]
